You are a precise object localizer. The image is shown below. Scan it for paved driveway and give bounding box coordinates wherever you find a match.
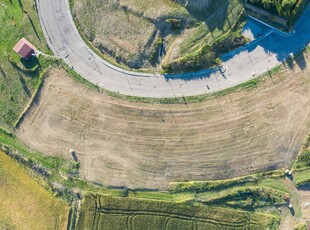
[37,0,310,98]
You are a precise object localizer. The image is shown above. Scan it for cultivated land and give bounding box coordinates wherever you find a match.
[72,0,245,71]
[0,150,68,230]
[17,49,310,189]
[77,193,279,230]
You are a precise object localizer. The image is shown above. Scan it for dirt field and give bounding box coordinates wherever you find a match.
[0,151,68,229]
[17,53,310,189]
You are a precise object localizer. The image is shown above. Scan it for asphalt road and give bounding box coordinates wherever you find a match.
[36,0,310,98]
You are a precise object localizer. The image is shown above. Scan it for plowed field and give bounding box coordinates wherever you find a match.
[17,52,310,189]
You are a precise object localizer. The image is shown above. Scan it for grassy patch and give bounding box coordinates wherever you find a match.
[200,186,287,210]
[293,133,310,171]
[293,169,310,187]
[0,0,49,128]
[0,150,68,229]
[169,170,284,193]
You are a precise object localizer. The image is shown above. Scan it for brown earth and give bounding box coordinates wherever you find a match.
[16,53,310,189]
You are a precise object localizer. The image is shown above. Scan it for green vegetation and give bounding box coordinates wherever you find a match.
[0,0,49,129]
[0,150,68,229]
[294,223,308,230]
[77,193,280,230]
[201,186,287,210]
[249,0,301,18]
[169,170,284,193]
[294,134,310,171]
[294,169,310,187]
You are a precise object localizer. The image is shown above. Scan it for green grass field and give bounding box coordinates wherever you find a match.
[0,0,49,128]
[0,150,68,229]
[77,193,279,230]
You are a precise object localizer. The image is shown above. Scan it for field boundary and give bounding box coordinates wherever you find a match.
[14,68,50,129]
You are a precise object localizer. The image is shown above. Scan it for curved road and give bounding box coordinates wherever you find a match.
[37,0,310,98]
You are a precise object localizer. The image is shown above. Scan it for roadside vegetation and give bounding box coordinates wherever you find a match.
[71,0,247,73]
[246,0,310,29]
[248,0,308,19]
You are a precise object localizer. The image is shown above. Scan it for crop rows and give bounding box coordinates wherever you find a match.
[77,194,278,230]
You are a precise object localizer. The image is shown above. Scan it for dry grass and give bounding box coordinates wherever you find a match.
[72,0,243,69]
[16,52,310,189]
[0,151,68,229]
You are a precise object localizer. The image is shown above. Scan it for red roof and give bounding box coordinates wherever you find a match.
[13,38,37,59]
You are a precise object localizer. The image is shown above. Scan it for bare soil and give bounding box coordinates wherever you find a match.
[17,54,310,189]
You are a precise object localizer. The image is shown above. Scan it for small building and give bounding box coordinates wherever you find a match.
[13,38,37,60]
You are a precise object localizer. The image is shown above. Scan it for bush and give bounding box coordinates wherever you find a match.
[249,0,300,18]
[165,18,182,30]
[294,134,310,170]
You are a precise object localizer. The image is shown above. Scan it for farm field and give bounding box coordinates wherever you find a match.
[77,193,279,230]
[72,0,246,72]
[16,49,310,189]
[0,150,68,229]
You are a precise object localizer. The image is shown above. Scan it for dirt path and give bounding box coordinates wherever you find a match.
[16,52,310,189]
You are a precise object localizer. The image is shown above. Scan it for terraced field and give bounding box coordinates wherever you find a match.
[16,50,310,189]
[0,151,68,229]
[77,193,279,230]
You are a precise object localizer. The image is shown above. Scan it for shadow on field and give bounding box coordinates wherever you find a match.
[181,0,230,32]
[163,67,221,81]
[295,51,307,71]
[223,5,310,71]
[0,65,6,78]
[285,50,307,71]
[298,184,310,191]
[19,75,31,97]
[20,56,40,70]
[24,12,41,42]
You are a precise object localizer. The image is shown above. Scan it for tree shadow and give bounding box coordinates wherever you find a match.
[19,75,31,98]
[183,0,231,32]
[0,65,6,78]
[222,4,310,67]
[298,183,310,190]
[25,12,41,42]
[17,0,23,10]
[294,51,307,71]
[164,67,220,81]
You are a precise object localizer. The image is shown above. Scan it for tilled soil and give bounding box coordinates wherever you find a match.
[17,54,310,189]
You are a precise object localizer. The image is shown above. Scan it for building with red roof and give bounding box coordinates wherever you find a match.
[13,38,37,60]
